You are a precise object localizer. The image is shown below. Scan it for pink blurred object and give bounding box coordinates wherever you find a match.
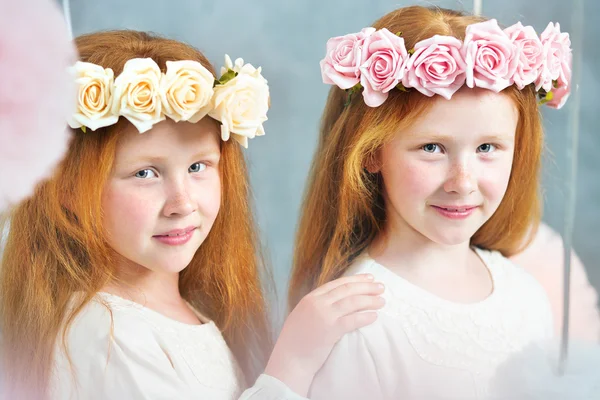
[510,222,600,343]
[0,0,76,211]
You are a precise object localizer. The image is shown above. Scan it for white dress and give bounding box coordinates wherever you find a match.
[51,292,305,400]
[309,248,554,400]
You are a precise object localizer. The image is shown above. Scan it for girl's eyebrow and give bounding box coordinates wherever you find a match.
[123,150,221,164]
[402,132,515,142]
[478,133,515,143]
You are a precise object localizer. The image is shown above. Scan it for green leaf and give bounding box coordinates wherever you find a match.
[218,69,238,85]
[350,82,362,93]
[81,126,87,133]
[538,90,554,106]
[344,92,354,107]
[408,48,416,55]
[396,31,403,37]
[396,82,409,92]
[344,82,363,107]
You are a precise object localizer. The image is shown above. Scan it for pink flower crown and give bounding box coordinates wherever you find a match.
[320,19,572,109]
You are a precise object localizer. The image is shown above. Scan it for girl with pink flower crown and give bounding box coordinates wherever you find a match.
[0,30,386,400]
[289,5,572,400]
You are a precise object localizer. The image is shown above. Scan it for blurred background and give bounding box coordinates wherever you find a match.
[58,0,597,324]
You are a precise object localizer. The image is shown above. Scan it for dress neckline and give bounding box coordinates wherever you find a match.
[363,247,500,310]
[96,291,216,330]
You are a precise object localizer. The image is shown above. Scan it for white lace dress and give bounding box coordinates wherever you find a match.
[309,248,554,400]
[51,292,305,400]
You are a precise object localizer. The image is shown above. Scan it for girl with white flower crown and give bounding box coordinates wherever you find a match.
[0,30,385,400]
[289,5,573,400]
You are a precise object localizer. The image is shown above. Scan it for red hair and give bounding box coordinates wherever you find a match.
[0,30,271,399]
[289,6,543,308]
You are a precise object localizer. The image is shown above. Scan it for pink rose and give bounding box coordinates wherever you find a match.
[463,19,518,92]
[358,28,409,107]
[504,22,544,90]
[546,61,571,109]
[546,82,570,110]
[320,27,376,90]
[402,35,466,100]
[536,22,572,92]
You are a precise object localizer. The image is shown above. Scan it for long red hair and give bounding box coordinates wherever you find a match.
[0,30,271,399]
[289,6,544,308]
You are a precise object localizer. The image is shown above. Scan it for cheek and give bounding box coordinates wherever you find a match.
[194,177,221,221]
[382,157,442,202]
[479,159,513,201]
[102,185,158,236]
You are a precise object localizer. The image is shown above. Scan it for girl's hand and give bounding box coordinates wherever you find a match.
[264,274,385,396]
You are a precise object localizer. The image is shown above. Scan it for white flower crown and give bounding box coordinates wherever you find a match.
[68,55,269,148]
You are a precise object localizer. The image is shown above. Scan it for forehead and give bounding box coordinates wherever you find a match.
[115,117,221,157]
[402,88,518,140]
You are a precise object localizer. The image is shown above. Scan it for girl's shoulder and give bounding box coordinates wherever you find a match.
[344,253,377,277]
[473,247,547,293]
[59,293,169,360]
[474,247,554,328]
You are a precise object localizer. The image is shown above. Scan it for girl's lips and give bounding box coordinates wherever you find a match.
[153,226,197,245]
[154,226,196,237]
[431,205,478,220]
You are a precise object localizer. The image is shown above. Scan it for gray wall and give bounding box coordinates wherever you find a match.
[65,0,599,315]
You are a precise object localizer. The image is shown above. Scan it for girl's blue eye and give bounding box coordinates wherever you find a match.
[478,144,496,153]
[135,169,157,179]
[422,143,440,153]
[189,162,207,173]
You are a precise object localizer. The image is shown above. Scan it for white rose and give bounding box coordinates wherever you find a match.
[160,60,215,123]
[209,56,269,148]
[221,54,266,78]
[112,58,165,133]
[68,61,118,131]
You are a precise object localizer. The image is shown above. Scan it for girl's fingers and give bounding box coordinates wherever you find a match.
[324,281,385,304]
[331,294,386,317]
[310,274,375,298]
[336,311,379,334]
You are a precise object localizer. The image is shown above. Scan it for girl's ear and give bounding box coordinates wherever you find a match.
[365,149,382,174]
